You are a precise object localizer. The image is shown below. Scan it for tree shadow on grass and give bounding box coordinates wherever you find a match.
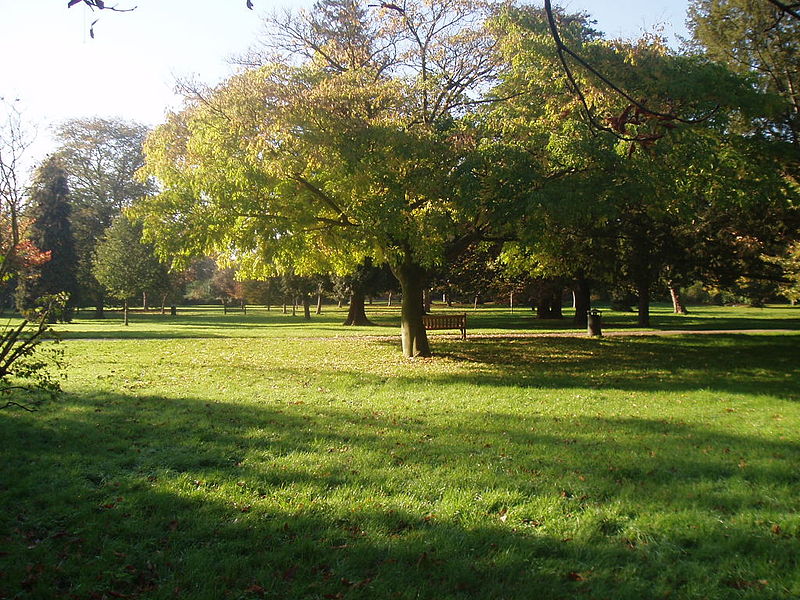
[328,333,800,399]
[2,387,799,599]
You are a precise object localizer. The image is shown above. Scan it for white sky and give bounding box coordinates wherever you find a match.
[0,0,690,174]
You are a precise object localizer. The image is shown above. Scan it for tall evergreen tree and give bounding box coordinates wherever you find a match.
[15,156,79,320]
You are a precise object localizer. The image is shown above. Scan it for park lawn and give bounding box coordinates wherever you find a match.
[1,308,799,599]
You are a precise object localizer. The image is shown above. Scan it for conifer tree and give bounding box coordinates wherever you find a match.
[15,157,78,321]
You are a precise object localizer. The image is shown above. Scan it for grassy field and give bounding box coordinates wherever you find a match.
[1,304,799,599]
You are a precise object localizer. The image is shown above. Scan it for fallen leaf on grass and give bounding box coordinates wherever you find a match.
[521,519,542,527]
[245,583,266,597]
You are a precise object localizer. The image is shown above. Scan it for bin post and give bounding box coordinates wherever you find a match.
[587,309,602,337]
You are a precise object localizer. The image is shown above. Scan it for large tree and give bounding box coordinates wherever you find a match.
[136,0,505,357]
[490,5,794,326]
[15,157,79,320]
[53,118,151,316]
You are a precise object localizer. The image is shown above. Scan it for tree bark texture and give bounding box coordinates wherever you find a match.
[393,259,431,358]
[302,294,311,320]
[343,289,374,326]
[316,293,323,315]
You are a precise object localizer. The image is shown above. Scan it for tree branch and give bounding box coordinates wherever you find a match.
[543,0,718,142]
[0,400,38,412]
[289,174,355,225]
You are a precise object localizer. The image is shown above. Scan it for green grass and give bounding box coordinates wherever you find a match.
[54,302,800,340]
[1,305,799,599]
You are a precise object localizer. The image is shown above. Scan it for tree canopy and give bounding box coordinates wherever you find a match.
[137,0,508,357]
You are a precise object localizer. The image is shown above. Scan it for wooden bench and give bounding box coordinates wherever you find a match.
[422,313,467,340]
[222,300,247,315]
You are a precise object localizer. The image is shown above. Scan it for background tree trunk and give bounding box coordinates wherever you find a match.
[316,292,323,315]
[550,289,563,319]
[669,284,688,314]
[637,280,651,327]
[302,293,311,320]
[123,298,129,326]
[343,289,374,326]
[573,275,590,327]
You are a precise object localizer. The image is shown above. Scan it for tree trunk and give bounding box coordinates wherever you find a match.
[573,275,590,327]
[283,298,288,314]
[316,293,323,315]
[161,293,167,315]
[550,289,563,319]
[669,284,688,314]
[393,259,431,358]
[536,297,550,319]
[302,294,311,320]
[637,280,651,327]
[142,291,148,311]
[241,300,247,314]
[123,299,129,326]
[423,289,432,314]
[95,294,105,319]
[473,296,479,310]
[223,300,228,315]
[170,305,177,316]
[343,288,374,326]
[387,291,393,307]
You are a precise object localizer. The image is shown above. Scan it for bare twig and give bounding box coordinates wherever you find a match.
[0,400,37,412]
[765,0,800,20]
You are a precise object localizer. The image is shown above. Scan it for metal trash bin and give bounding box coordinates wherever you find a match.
[587,309,602,337]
